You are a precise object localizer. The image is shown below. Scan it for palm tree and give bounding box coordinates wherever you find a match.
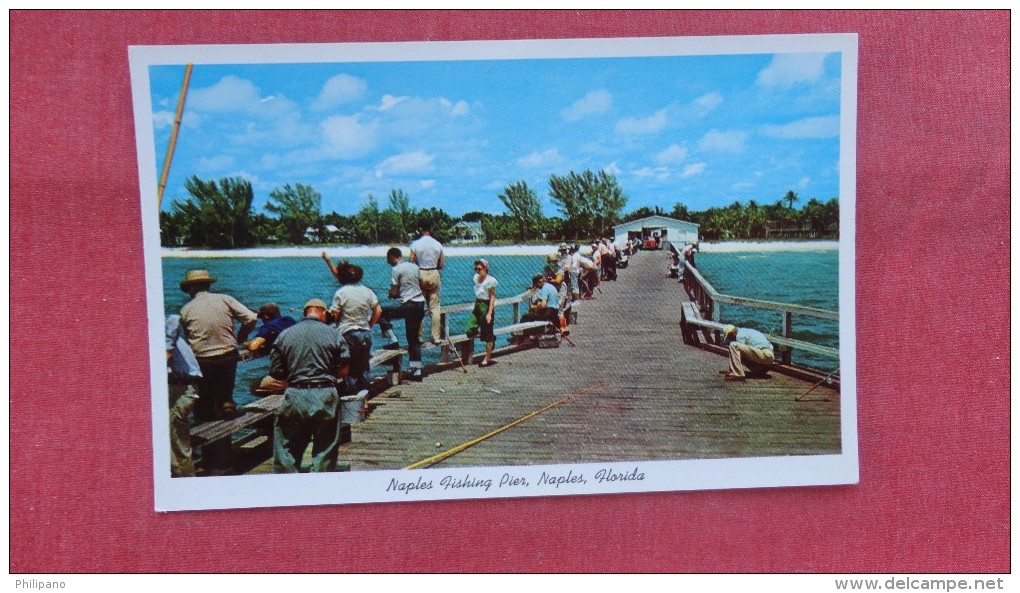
[783,190,800,210]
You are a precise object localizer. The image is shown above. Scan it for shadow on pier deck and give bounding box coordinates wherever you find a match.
[251,249,841,473]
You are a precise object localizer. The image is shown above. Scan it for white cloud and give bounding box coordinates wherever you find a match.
[376,151,434,175]
[419,179,437,189]
[633,166,670,181]
[757,53,827,87]
[616,109,669,135]
[603,162,622,176]
[440,97,471,116]
[682,163,707,178]
[732,181,754,190]
[320,114,378,158]
[312,74,367,111]
[798,176,811,188]
[188,75,297,118]
[379,94,409,111]
[694,92,723,111]
[655,144,688,164]
[153,111,175,129]
[760,115,840,139]
[561,90,612,121]
[518,149,562,169]
[698,129,747,153]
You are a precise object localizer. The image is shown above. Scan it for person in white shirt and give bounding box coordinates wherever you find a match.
[466,259,498,367]
[409,221,445,345]
[378,247,427,382]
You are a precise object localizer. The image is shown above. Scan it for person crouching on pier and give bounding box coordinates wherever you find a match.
[269,298,351,473]
[467,259,498,367]
[329,262,382,397]
[722,324,775,381]
[521,273,560,338]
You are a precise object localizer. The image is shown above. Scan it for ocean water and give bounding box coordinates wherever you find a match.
[694,250,840,371]
[163,254,547,406]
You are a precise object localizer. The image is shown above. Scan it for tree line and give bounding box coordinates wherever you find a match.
[160,172,838,248]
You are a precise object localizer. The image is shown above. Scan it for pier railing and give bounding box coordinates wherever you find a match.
[680,255,839,367]
[438,292,558,363]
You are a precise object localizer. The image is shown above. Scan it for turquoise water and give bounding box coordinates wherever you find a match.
[695,250,840,370]
[163,255,546,406]
[162,249,840,404]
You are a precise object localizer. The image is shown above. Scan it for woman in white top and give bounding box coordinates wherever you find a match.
[466,259,498,367]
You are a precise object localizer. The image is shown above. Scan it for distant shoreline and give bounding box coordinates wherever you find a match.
[161,240,840,258]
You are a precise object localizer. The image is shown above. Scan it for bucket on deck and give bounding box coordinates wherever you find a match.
[340,394,365,424]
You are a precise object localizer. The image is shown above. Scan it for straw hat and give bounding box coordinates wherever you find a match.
[179,269,217,291]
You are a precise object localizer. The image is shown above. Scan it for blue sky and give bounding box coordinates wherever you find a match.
[149,50,843,217]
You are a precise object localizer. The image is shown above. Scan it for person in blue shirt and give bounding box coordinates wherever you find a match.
[521,274,560,338]
[722,324,775,381]
[245,303,297,356]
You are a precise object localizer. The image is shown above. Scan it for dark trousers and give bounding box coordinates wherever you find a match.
[194,350,239,421]
[521,307,559,336]
[378,300,425,365]
[602,253,617,280]
[194,350,239,471]
[342,329,372,392]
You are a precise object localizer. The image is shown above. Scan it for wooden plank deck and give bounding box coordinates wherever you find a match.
[249,249,841,473]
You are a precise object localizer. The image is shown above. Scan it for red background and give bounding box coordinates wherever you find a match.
[10,11,1009,573]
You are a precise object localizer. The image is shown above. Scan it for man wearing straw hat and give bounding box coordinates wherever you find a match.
[268,298,351,473]
[178,269,258,422]
[721,324,775,381]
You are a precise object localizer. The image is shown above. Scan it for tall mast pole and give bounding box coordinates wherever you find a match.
[157,63,193,208]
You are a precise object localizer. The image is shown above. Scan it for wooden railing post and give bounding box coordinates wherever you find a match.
[783,311,793,364]
[512,301,520,323]
[440,312,450,363]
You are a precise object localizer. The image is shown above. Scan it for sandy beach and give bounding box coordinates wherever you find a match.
[161,240,840,258]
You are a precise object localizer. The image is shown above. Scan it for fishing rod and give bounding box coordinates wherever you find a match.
[795,367,840,402]
[404,382,605,469]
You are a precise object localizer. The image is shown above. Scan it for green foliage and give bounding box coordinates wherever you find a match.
[387,189,414,241]
[497,180,544,242]
[266,182,322,244]
[480,213,516,244]
[171,176,255,248]
[413,207,456,243]
[159,171,835,248]
[353,195,381,244]
[686,194,839,241]
[548,169,627,239]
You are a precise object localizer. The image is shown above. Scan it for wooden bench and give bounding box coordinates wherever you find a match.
[681,302,840,363]
[191,346,407,448]
[441,320,554,363]
[680,301,726,345]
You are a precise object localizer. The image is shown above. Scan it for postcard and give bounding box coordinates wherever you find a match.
[130,33,858,511]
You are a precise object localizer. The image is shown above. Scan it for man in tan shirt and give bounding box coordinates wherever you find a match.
[179,269,257,422]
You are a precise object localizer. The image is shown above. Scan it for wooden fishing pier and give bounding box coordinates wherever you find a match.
[235,247,841,473]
